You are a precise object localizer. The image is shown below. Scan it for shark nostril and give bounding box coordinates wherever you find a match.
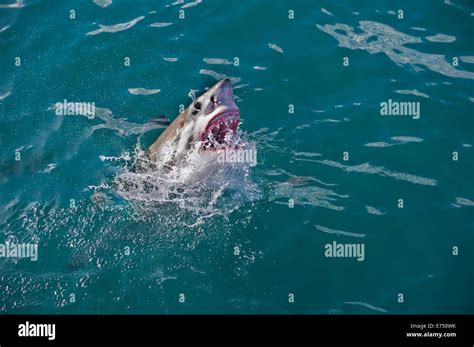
[210,95,218,104]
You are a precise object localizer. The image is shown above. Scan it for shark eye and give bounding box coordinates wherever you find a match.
[191,102,201,116]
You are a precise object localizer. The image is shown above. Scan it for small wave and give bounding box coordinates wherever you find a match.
[0,0,24,9]
[163,57,178,62]
[86,16,145,36]
[315,118,341,123]
[203,58,233,65]
[52,106,167,136]
[425,33,456,43]
[366,206,385,215]
[39,163,56,174]
[253,66,267,70]
[268,43,284,53]
[149,22,173,28]
[391,136,423,143]
[395,89,429,98]
[265,168,336,187]
[460,56,474,64]
[270,180,347,211]
[181,0,202,9]
[317,160,437,186]
[93,0,112,8]
[199,69,241,84]
[444,0,463,10]
[0,91,11,101]
[233,84,250,90]
[455,197,474,206]
[344,301,388,313]
[128,88,161,95]
[321,8,334,16]
[293,151,322,158]
[365,136,422,148]
[364,141,392,148]
[316,21,474,80]
[315,224,365,238]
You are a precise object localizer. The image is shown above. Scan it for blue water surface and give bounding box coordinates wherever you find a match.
[0,0,473,314]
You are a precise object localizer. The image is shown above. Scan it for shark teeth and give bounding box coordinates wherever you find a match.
[201,109,240,148]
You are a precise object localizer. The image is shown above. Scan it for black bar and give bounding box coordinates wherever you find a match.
[0,314,472,345]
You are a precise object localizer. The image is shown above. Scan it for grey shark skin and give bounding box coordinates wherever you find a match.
[146,78,240,167]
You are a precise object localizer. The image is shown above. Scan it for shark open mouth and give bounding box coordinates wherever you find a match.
[200,110,240,149]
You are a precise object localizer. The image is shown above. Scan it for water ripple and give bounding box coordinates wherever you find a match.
[0,0,24,9]
[317,160,437,186]
[317,21,474,80]
[149,22,173,28]
[268,43,284,53]
[270,180,347,211]
[86,16,145,36]
[426,33,456,43]
[315,224,365,238]
[93,0,112,8]
[128,88,161,95]
[344,301,388,313]
[395,89,429,98]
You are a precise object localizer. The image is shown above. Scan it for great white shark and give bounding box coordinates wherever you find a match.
[144,78,240,168]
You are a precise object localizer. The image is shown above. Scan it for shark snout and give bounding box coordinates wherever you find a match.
[211,78,235,109]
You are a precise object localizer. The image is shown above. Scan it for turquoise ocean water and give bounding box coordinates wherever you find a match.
[0,0,473,314]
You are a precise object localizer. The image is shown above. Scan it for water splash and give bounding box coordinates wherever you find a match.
[114,135,260,218]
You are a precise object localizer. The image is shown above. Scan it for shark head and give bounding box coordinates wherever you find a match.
[145,79,241,167]
[183,78,240,150]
